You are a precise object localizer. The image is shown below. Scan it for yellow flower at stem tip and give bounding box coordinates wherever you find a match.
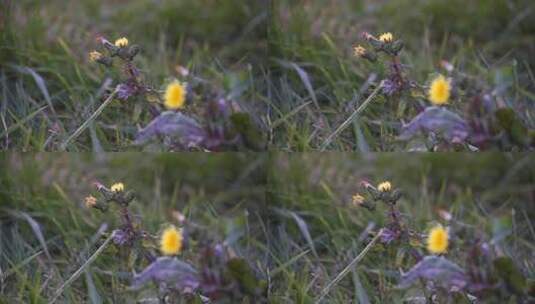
[377,181,392,192]
[164,80,186,110]
[85,195,97,208]
[428,74,451,105]
[353,45,367,57]
[427,225,449,254]
[114,37,129,48]
[379,32,394,43]
[110,182,124,192]
[160,225,183,255]
[89,51,102,62]
[352,194,365,205]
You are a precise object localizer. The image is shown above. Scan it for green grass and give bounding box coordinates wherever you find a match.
[0,0,267,151]
[266,153,535,302]
[267,0,535,151]
[0,153,268,303]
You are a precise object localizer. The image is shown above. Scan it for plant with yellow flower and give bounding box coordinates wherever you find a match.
[354,31,407,95]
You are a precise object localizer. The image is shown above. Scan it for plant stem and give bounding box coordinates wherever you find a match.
[314,229,383,303]
[59,87,119,150]
[320,81,384,151]
[50,234,114,303]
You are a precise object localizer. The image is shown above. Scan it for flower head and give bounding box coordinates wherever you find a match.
[160,225,183,255]
[427,225,449,254]
[114,37,129,48]
[110,182,124,192]
[84,195,97,208]
[353,45,367,57]
[164,80,186,110]
[377,181,392,192]
[379,32,394,43]
[352,193,365,206]
[89,51,102,62]
[428,75,451,105]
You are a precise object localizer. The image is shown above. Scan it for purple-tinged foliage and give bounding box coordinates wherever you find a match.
[131,257,200,294]
[399,106,471,144]
[380,227,399,244]
[116,82,138,101]
[399,256,469,291]
[134,111,206,148]
[112,228,131,246]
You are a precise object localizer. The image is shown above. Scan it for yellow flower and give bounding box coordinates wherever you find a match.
[377,181,392,192]
[353,45,367,57]
[427,225,449,254]
[352,194,365,206]
[110,182,124,192]
[379,32,393,43]
[428,75,451,105]
[160,225,183,255]
[89,51,102,62]
[114,37,129,48]
[164,81,186,110]
[84,195,97,208]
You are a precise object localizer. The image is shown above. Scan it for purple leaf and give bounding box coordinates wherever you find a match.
[380,227,399,244]
[116,83,136,100]
[399,107,471,143]
[112,229,131,246]
[399,256,469,291]
[131,257,200,293]
[134,111,206,148]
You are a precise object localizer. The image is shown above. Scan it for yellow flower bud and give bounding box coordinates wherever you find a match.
[114,37,129,48]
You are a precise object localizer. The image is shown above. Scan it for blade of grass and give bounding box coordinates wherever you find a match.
[5,210,52,261]
[59,87,118,151]
[314,229,383,303]
[10,65,57,117]
[49,233,114,304]
[270,249,310,277]
[0,106,48,139]
[276,209,319,259]
[274,59,319,110]
[319,81,384,151]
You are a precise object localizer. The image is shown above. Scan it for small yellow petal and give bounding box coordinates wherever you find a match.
[114,37,129,48]
[160,226,183,255]
[379,32,393,43]
[377,181,392,192]
[110,182,124,192]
